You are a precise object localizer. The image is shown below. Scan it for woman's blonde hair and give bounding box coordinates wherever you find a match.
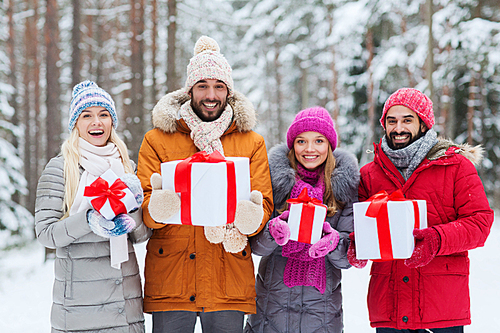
[61,127,134,218]
[287,144,342,217]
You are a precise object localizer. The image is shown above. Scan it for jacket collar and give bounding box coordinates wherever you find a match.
[374,137,484,167]
[372,137,484,189]
[151,88,257,134]
[268,143,360,208]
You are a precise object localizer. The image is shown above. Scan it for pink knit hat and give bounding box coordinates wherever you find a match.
[380,88,434,129]
[286,106,338,150]
[185,36,234,97]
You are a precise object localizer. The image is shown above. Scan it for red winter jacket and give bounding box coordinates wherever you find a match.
[359,138,494,330]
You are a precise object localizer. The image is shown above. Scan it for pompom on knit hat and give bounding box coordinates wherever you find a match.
[68,80,118,132]
[185,36,234,97]
[380,88,434,130]
[286,106,338,151]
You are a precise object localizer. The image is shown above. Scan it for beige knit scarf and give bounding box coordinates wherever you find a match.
[180,101,233,155]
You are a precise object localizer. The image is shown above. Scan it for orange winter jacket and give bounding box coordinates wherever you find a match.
[137,89,273,314]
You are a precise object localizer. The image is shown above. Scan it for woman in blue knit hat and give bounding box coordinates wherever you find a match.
[35,80,151,332]
[245,106,359,333]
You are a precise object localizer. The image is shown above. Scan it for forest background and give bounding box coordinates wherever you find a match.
[0,0,499,250]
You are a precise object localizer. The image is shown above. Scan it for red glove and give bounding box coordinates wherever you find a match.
[347,232,368,269]
[404,227,441,268]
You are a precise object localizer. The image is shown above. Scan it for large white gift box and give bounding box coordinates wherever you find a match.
[287,188,327,245]
[353,192,427,260]
[161,151,251,226]
[84,169,139,220]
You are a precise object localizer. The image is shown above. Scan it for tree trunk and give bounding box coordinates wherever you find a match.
[274,42,284,146]
[366,29,375,151]
[127,0,146,161]
[71,0,82,88]
[23,0,35,215]
[46,0,62,161]
[7,0,21,204]
[151,0,158,103]
[426,0,434,102]
[467,74,476,145]
[330,46,340,146]
[167,0,178,91]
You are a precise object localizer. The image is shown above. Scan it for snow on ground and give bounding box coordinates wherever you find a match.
[1,217,498,332]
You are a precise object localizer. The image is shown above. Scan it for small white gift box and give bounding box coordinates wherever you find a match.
[287,188,327,245]
[161,151,251,226]
[353,191,427,260]
[84,169,139,220]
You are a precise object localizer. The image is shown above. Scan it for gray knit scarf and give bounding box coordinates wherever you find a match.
[381,129,438,180]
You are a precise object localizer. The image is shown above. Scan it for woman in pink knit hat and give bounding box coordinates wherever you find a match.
[245,106,360,333]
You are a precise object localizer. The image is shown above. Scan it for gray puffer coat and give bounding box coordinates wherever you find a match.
[245,144,359,333]
[35,155,151,333]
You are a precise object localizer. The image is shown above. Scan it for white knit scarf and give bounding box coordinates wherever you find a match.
[70,137,129,269]
[180,101,233,155]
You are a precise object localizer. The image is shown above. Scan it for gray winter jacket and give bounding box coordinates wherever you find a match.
[245,144,359,333]
[35,155,151,333]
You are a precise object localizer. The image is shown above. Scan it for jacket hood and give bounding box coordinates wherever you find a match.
[151,88,257,133]
[268,143,360,208]
[426,137,484,166]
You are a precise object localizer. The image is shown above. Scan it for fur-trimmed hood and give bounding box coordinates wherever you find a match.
[268,143,360,209]
[151,88,257,133]
[427,137,484,166]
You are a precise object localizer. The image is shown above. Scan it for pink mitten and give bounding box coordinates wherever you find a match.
[347,232,368,269]
[308,222,340,258]
[268,211,290,246]
[404,227,440,268]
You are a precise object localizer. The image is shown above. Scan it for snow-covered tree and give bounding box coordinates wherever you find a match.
[0,14,33,248]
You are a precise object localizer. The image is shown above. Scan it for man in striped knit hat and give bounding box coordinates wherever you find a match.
[136,36,273,333]
[349,88,493,333]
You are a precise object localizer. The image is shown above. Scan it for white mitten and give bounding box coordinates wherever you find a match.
[233,190,264,235]
[148,173,181,222]
[204,225,226,244]
[222,224,248,253]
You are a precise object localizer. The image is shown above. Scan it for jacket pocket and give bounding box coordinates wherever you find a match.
[145,236,189,297]
[368,261,395,323]
[419,255,470,323]
[223,243,255,299]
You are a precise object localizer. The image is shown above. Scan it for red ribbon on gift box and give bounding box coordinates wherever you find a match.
[84,177,128,216]
[287,188,327,243]
[174,151,237,225]
[365,189,421,260]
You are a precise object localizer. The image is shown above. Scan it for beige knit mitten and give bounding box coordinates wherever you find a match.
[222,224,248,253]
[204,225,226,244]
[148,173,181,223]
[233,190,264,235]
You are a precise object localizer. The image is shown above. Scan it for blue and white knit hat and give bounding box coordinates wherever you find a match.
[68,80,118,132]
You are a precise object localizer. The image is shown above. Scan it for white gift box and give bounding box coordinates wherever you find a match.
[288,202,327,245]
[161,155,251,226]
[84,169,139,220]
[353,200,427,260]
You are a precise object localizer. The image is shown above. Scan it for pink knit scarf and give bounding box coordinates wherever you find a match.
[282,164,328,294]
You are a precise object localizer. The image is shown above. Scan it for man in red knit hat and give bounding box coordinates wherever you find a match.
[349,88,494,333]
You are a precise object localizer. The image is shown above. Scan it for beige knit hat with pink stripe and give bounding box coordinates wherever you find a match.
[184,36,234,97]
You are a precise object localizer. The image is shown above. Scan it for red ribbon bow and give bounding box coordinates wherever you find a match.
[365,189,421,260]
[286,188,327,244]
[174,151,237,225]
[84,177,128,216]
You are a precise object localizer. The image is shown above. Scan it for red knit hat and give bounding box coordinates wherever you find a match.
[286,106,338,150]
[380,88,434,129]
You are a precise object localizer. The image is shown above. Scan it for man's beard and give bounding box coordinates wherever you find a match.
[387,131,424,150]
[191,98,228,122]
